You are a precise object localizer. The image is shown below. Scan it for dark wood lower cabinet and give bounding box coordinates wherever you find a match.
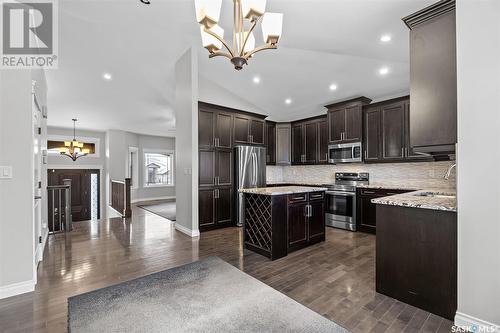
[199,188,215,228]
[287,202,308,252]
[376,204,457,320]
[244,191,326,260]
[199,187,234,231]
[357,188,414,234]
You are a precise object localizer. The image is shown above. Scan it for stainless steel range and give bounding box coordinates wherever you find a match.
[325,172,369,231]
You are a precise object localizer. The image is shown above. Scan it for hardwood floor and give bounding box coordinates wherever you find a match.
[0,206,454,333]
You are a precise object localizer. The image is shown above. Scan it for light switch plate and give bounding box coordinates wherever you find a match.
[0,166,13,179]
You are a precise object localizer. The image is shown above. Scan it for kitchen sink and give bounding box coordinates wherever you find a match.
[413,192,456,199]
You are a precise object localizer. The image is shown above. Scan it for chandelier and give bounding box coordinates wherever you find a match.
[195,0,283,70]
[58,119,90,161]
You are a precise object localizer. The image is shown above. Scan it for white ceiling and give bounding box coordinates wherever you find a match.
[46,0,435,136]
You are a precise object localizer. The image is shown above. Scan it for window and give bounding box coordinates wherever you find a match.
[144,150,174,186]
[127,147,139,189]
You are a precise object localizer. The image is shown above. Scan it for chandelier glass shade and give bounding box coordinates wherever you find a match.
[195,0,283,70]
[58,119,90,161]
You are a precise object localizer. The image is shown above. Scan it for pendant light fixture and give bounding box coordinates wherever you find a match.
[58,119,90,161]
[195,0,283,70]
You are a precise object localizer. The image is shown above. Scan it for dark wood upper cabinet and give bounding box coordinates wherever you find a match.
[233,115,251,144]
[198,110,215,149]
[403,0,457,155]
[381,102,405,161]
[364,106,381,161]
[215,112,233,148]
[250,119,265,145]
[265,121,276,165]
[291,124,304,164]
[345,105,363,142]
[326,97,371,144]
[291,116,327,165]
[317,120,328,164]
[328,108,345,144]
[363,96,432,163]
[304,122,318,163]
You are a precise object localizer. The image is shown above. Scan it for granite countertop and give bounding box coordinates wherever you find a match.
[372,189,457,212]
[239,186,328,196]
[266,181,329,187]
[357,183,420,191]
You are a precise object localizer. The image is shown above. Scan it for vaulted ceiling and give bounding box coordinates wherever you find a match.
[46,0,434,136]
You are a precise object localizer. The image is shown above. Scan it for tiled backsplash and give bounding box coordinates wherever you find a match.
[267,161,457,190]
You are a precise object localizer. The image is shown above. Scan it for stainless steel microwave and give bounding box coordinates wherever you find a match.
[328,142,363,164]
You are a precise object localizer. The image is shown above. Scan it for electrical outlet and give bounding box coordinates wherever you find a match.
[39,236,42,244]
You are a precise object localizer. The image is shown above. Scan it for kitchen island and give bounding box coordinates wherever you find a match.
[239,186,327,260]
[373,189,457,320]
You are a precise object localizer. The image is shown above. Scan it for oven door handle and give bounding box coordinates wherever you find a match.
[326,191,356,196]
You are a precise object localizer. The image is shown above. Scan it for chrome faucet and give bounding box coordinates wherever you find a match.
[444,163,456,180]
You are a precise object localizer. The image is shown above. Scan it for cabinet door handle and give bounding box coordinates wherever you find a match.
[216,138,220,147]
[405,147,409,157]
[365,150,368,160]
[213,138,216,147]
[363,190,376,194]
[214,177,217,185]
[215,189,219,199]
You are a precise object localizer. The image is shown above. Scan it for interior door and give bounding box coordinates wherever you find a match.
[48,169,98,222]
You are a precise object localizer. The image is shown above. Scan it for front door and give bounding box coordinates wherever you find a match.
[48,169,100,222]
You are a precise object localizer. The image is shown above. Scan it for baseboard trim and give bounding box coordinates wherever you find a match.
[131,196,176,204]
[455,311,500,331]
[0,280,35,299]
[174,223,200,238]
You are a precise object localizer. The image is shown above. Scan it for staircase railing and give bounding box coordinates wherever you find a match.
[110,178,132,218]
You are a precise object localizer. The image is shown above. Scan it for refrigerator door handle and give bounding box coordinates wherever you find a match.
[252,153,257,186]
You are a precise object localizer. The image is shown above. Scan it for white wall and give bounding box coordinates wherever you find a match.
[455,0,500,328]
[0,69,44,298]
[132,134,176,202]
[198,74,266,116]
[105,130,175,206]
[174,47,199,237]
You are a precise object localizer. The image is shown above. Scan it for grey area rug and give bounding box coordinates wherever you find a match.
[138,200,176,221]
[68,257,349,333]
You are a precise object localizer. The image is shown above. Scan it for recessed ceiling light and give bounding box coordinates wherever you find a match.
[285,98,292,105]
[329,84,338,91]
[102,73,112,81]
[380,34,392,43]
[379,67,389,75]
[253,76,260,84]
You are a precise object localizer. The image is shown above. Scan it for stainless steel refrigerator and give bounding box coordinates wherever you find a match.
[235,145,267,227]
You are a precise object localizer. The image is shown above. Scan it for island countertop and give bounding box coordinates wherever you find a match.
[239,186,328,196]
[372,189,457,212]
